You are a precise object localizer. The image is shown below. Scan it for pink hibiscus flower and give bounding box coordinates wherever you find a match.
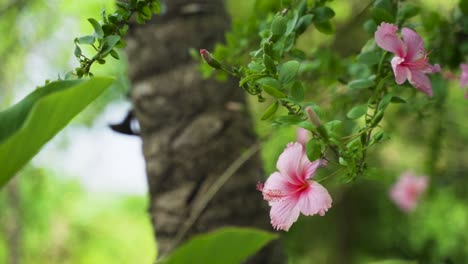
[296,128,311,147]
[461,64,468,87]
[389,171,428,212]
[460,63,468,99]
[374,22,440,96]
[257,142,332,231]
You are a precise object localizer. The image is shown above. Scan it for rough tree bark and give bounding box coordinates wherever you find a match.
[126,0,284,262]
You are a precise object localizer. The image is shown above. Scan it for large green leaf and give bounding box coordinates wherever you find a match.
[0,77,113,187]
[159,227,278,264]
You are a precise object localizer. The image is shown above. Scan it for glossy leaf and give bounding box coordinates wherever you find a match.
[159,227,277,264]
[274,115,303,125]
[271,16,287,40]
[314,20,335,35]
[261,101,279,120]
[346,105,367,119]
[348,79,375,89]
[0,77,114,187]
[77,35,96,45]
[279,61,300,84]
[290,81,304,101]
[311,6,335,23]
[88,18,104,38]
[101,35,121,55]
[263,54,277,74]
[357,52,380,66]
[257,77,286,98]
[390,96,406,103]
[378,93,393,111]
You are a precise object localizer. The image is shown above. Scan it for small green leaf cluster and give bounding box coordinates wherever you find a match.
[228,0,336,116]
[72,0,162,78]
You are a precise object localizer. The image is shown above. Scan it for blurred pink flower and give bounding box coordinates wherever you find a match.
[257,142,332,231]
[461,64,468,87]
[460,64,468,99]
[374,22,440,96]
[296,128,310,147]
[389,172,428,212]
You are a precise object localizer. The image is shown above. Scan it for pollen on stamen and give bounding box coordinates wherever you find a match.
[263,189,284,202]
[257,182,284,202]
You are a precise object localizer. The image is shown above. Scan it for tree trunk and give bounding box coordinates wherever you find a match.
[126,0,284,262]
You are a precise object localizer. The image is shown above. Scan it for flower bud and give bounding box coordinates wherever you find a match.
[200,49,222,69]
[306,106,328,142]
[306,106,321,128]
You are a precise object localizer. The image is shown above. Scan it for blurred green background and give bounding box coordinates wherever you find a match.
[1,0,468,263]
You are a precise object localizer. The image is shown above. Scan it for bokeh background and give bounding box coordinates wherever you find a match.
[1,0,467,263]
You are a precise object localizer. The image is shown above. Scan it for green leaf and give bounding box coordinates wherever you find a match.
[346,105,367,119]
[263,85,287,99]
[77,35,96,45]
[0,77,114,187]
[263,54,277,75]
[290,81,304,101]
[397,3,420,21]
[261,101,279,120]
[279,61,300,84]
[363,20,377,34]
[274,115,303,125]
[314,20,335,34]
[271,16,287,40]
[348,79,375,89]
[306,140,322,161]
[141,6,152,19]
[88,18,104,38]
[257,77,284,99]
[378,93,393,111]
[101,35,121,55]
[159,227,277,264]
[357,52,380,66]
[311,6,335,23]
[390,96,406,103]
[110,49,120,60]
[371,7,395,24]
[240,74,267,87]
[74,45,82,58]
[151,1,162,14]
[295,14,313,34]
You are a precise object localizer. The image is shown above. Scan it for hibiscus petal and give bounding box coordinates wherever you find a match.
[269,196,301,231]
[401,27,425,62]
[276,142,305,184]
[302,159,322,180]
[408,69,433,96]
[298,181,332,216]
[263,172,296,205]
[391,57,409,84]
[296,128,310,147]
[374,22,405,57]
